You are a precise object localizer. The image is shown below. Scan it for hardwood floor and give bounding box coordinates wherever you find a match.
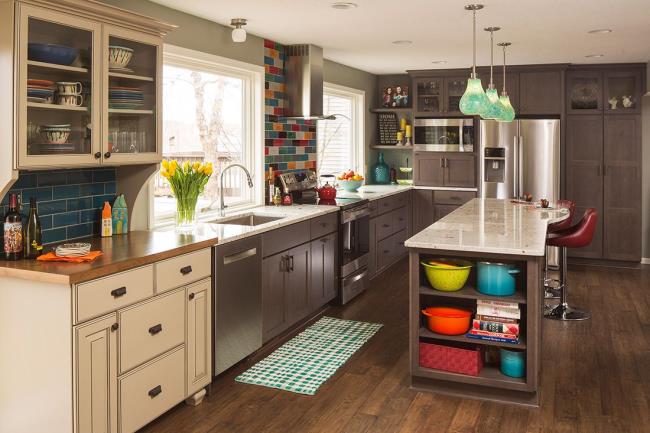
[140,260,650,433]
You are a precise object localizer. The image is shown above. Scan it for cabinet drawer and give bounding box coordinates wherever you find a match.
[393,229,408,257]
[376,236,394,271]
[393,206,408,233]
[375,212,394,241]
[310,212,338,239]
[155,248,211,294]
[76,266,154,323]
[119,347,185,433]
[367,200,378,217]
[393,191,409,208]
[119,289,185,374]
[433,190,476,205]
[377,196,396,215]
[262,221,310,257]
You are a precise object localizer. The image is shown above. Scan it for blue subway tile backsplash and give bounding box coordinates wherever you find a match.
[1,168,117,245]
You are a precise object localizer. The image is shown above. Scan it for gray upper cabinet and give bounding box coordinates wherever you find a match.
[519,70,564,115]
[444,76,468,115]
[604,69,644,114]
[444,154,475,188]
[414,152,445,186]
[414,77,443,114]
[566,70,603,114]
[414,152,475,188]
[603,115,642,261]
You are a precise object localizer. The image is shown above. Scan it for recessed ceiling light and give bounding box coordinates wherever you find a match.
[431,60,447,64]
[585,54,604,58]
[588,28,612,34]
[392,40,412,46]
[331,2,357,9]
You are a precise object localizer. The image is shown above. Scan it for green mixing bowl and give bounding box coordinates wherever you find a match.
[421,259,473,292]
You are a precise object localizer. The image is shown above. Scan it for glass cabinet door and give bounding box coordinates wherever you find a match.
[18,5,101,168]
[604,69,643,114]
[444,77,467,114]
[102,25,161,165]
[566,71,602,114]
[414,78,443,114]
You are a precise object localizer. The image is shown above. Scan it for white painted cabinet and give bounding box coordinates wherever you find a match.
[186,278,212,396]
[74,314,118,433]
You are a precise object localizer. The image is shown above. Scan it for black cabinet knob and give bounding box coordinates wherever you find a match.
[189,292,195,300]
[94,152,101,159]
[111,323,119,332]
[104,152,111,159]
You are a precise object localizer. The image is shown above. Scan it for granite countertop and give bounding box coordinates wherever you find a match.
[404,198,570,256]
[336,184,477,202]
[0,205,338,285]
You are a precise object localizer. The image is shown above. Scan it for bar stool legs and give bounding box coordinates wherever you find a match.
[544,247,591,321]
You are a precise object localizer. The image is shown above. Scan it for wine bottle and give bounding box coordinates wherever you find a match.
[3,193,23,260]
[24,198,42,259]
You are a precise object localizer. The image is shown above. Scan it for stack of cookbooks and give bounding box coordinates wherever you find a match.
[467,300,520,344]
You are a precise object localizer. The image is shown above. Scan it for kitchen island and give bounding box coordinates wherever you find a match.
[404,198,569,406]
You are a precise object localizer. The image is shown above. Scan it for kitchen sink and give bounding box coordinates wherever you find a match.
[217,213,285,226]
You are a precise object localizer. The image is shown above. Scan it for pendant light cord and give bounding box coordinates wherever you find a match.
[472,10,477,78]
[502,45,507,94]
[489,30,494,86]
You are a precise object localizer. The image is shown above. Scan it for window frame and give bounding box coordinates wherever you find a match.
[319,82,366,176]
[150,44,264,228]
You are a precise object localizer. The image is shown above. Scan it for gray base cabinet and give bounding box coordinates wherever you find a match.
[368,191,412,279]
[310,232,337,308]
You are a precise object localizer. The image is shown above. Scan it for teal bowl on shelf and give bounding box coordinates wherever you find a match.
[338,179,364,192]
[500,349,525,378]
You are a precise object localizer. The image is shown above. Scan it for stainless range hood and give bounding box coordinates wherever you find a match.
[283,44,328,120]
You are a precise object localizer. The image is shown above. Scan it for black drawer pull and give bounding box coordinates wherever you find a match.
[450,196,461,201]
[111,287,127,298]
[148,385,162,398]
[382,224,390,228]
[320,222,328,227]
[320,237,328,243]
[111,323,119,332]
[383,250,390,254]
[398,218,404,221]
[148,324,163,335]
[189,292,195,300]
[180,265,192,275]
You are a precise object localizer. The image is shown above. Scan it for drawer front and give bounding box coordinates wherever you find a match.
[377,196,396,215]
[367,200,378,217]
[393,206,408,233]
[262,220,310,257]
[375,212,394,241]
[376,236,394,271]
[76,266,154,323]
[119,347,185,433]
[433,190,476,206]
[310,212,338,239]
[155,248,211,294]
[393,229,409,258]
[393,191,409,209]
[119,289,185,373]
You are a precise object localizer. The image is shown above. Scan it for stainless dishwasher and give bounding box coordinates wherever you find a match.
[214,235,262,375]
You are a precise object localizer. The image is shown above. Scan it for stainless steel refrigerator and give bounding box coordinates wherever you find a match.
[479,119,560,202]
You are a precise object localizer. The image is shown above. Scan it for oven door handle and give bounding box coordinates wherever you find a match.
[341,206,371,223]
[346,270,367,284]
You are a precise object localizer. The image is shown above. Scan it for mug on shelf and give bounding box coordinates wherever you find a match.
[57,93,84,107]
[56,81,83,94]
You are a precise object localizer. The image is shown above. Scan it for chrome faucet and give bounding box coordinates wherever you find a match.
[220,163,254,217]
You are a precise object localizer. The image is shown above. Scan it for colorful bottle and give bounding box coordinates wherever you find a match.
[372,152,390,184]
[24,198,42,259]
[3,193,23,260]
[101,201,112,237]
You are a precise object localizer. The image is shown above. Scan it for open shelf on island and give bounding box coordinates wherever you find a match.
[27,102,88,112]
[414,365,527,391]
[419,284,527,304]
[419,327,526,349]
[27,60,88,73]
[108,71,155,82]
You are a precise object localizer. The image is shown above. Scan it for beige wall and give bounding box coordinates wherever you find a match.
[642,62,650,260]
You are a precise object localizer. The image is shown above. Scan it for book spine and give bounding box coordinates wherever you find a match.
[475,314,518,324]
[468,329,519,340]
[471,319,519,336]
[476,306,521,319]
[476,299,520,310]
[466,333,520,344]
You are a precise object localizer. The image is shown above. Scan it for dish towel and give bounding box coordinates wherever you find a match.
[37,251,103,263]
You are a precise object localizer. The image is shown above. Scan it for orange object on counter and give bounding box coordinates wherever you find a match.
[37,251,103,263]
[421,307,472,335]
[101,201,112,237]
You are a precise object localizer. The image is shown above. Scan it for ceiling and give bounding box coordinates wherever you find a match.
[151,0,650,75]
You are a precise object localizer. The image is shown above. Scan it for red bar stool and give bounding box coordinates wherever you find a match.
[544,200,575,299]
[544,208,598,321]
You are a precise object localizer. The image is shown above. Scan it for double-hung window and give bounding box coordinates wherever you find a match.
[153,45,263,226]
[317,83,365,177]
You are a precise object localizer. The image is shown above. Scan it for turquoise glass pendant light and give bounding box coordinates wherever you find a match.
[459,4,489,116]
[481,26,506,120]
[496,42,516,122]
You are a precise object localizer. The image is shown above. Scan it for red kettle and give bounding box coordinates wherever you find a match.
[315,175,337,200]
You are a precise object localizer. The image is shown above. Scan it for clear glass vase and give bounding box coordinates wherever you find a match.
[175,196,198,232]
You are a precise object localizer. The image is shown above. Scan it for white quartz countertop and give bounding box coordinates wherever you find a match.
[336,184,476,202]
[404,198,570,256]
[163,204,340,245]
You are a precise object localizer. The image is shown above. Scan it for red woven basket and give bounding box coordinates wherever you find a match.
[419,342,483,376]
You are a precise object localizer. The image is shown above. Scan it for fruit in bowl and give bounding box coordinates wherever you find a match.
[337,170,364,192]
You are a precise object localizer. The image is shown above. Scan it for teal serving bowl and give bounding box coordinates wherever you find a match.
[338,179,364,192]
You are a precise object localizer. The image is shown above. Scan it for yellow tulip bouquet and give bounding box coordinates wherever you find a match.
[160,159,213,230]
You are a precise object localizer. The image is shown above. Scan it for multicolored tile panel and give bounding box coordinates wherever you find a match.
[264,39,317,174]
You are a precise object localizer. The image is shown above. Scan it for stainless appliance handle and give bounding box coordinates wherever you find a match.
[518,135,524,198]
[341,205,371,224]
[223,247,257,265]
[346,270,367,284]
[512,135,518,199]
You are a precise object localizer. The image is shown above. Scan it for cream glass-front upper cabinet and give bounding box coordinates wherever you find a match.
[3,0,174,170]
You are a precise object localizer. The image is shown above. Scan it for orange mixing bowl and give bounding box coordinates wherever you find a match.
[421,307,472,335]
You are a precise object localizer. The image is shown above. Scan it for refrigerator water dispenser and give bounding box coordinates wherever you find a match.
[483,147,505,183]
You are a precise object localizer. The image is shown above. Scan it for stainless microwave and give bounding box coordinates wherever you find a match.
[413,118,475,152]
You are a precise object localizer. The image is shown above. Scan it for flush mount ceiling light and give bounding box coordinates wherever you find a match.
[585,53,605,58]
[431,60,447,64]
[496,42,515,122]
[231,18,247,43]
[588,28,612,34]
[392,40,413,45]
[480,26,506,120]
[331,2,358,9]
[459,4,489,116]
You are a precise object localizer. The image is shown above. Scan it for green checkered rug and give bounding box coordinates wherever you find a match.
[235,316,382,395]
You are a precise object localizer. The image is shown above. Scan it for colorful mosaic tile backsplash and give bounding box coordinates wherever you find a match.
[1,169,117,245]
[264,39,317,175]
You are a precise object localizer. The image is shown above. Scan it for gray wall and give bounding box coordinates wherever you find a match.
[642,62,650,260]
